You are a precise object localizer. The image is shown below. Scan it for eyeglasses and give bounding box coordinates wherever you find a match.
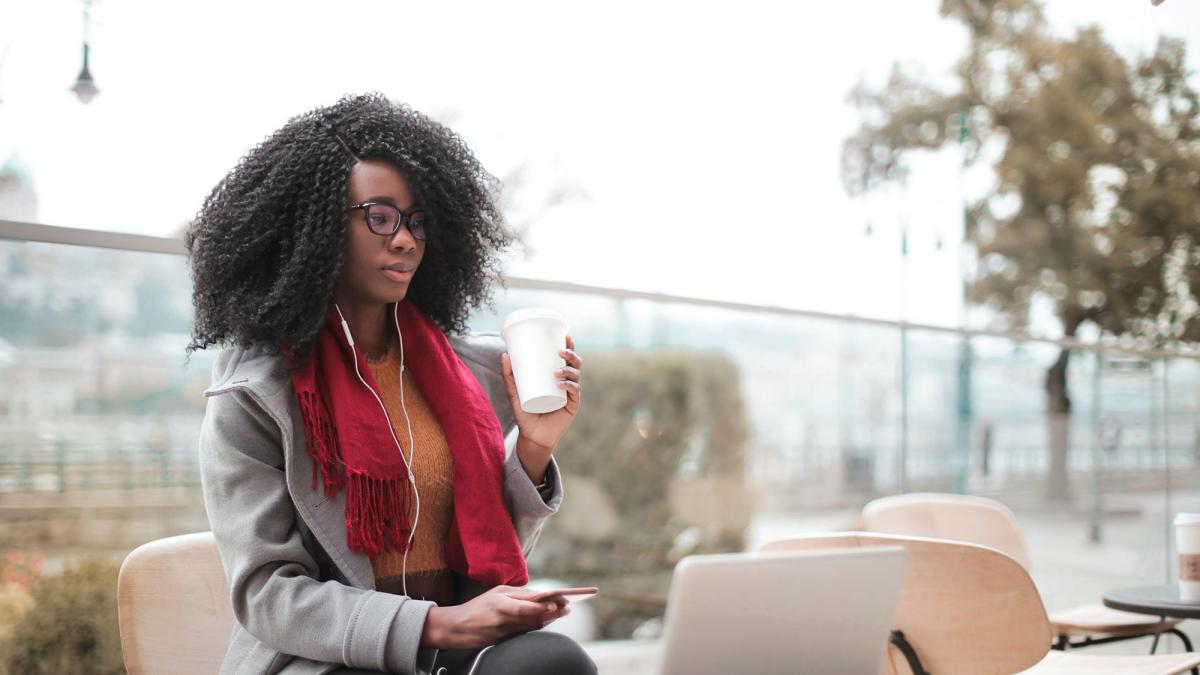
[348,202,428,241]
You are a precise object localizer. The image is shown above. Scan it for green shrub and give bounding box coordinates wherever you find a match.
[1,559,122,675]
[0,551,41,644]
[529,348,751,638]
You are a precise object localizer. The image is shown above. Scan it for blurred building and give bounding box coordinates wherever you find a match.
[0,153,38,222]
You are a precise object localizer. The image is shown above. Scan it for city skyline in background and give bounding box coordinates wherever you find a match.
[1,0,1198,333]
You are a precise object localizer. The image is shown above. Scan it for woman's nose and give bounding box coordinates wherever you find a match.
[388,224,418,251]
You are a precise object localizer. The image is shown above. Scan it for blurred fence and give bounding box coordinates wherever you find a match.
[5,218,1200,639]
[0,441,199,493]
[3,218,1200,509]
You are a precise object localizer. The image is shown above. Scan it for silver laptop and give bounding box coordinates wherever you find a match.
[659,547,908,675]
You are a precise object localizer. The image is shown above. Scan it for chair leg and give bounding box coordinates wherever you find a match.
[1169,627,1194,652]
[1165,628,1200,675]
[1148,627,1200,675]
[1150,631,1162,654]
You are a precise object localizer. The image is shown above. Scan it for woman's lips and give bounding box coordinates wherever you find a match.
[382,268,414,282]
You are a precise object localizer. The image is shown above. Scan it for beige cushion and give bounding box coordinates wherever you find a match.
[1049,603,1182,637]
[1020,650,1200,674]
[117,531,234,675]
[862,492,1032,570]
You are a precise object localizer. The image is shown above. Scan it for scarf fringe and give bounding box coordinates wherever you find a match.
[297,390,345,496]
[345,471,413,556]
[297,390,413,555]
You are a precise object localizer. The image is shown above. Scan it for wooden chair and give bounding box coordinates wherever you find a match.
[117,531,235,675]
[862,492,1189,652]
[760,533,1200,675]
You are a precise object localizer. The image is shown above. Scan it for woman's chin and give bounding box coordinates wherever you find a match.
[377,285,411,305]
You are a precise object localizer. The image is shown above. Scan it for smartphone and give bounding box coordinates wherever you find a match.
[528,586,599,602]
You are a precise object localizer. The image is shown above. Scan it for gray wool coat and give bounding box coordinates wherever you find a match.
[198,333,563,675]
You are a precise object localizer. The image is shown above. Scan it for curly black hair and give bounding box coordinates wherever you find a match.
[185,93,512,362]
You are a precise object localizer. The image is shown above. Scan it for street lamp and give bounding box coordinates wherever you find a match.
[69,0,98,104]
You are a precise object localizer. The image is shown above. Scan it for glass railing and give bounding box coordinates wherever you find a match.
[2,219,1198,658]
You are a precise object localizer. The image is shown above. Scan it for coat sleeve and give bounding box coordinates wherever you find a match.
[199,389,435,675]
[504,449,562,556]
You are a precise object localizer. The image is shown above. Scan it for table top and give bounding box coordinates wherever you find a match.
[1103,584,1200,620]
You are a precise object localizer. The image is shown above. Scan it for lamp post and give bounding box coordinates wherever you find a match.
[864,115,974,495]
[953,110,974,494]
[69,0,98,104]
[864,183,915,494]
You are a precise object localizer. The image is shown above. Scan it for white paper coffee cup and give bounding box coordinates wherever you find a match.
[501,308,569,414]
[1176,513,1200,601]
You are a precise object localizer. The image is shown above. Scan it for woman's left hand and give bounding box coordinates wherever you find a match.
[501,335,581,470]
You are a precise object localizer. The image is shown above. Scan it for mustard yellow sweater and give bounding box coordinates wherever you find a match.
[365,338,455,605]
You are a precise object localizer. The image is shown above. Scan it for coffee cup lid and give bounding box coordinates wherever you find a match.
[1175,513,1200,526]
[502,308,568,334]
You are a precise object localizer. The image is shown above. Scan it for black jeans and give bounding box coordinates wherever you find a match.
[329,630,597,675]
[432,631,597,675]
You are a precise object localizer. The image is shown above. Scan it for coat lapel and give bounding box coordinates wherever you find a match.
[278,385,377,589]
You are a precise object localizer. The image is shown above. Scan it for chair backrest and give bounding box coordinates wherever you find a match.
[760,532,1051,675]
[117,531,234,675]
[861,492,1033,571]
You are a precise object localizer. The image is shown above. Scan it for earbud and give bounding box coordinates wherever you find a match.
[333,303,355,347]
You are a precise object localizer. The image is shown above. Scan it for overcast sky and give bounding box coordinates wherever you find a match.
[1,0,1197,328]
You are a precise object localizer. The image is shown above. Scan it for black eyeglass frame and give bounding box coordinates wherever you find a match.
[348,201,428,240]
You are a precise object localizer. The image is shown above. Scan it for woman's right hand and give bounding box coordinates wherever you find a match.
[420,585,570,650]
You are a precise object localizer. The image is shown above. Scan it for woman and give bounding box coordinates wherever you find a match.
[187,93,596,675]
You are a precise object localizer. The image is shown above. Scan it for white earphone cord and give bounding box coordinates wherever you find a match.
[334,303,420,599]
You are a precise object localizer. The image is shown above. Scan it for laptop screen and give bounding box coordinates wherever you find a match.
[659,547,908,675]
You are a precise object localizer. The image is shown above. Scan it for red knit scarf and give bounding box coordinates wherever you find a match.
[291,300,528,587]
